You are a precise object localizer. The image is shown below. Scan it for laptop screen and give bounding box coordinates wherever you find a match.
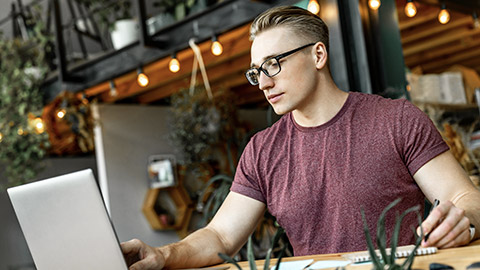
[8,169,128,270]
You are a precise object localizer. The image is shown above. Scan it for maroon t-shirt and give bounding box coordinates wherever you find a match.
[231,92,449,255]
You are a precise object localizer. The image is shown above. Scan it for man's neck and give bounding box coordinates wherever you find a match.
[292,83,349,127]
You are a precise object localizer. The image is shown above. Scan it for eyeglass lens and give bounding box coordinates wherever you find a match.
[246,58,281,86]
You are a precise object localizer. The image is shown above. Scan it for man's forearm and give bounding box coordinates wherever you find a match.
[159,227,233,269]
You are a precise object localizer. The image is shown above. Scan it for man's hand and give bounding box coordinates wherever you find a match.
[420,201,471,248]
[121,239,165,270]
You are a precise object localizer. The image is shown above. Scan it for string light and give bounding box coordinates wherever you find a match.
[0,132,3,142]
[57,108,66,119]
[405,0,417,18]
[474,11,480,29]
[307,0,320,15]
[368,0,381,10]
[211,36,223,56]
[169,54,180,73]
[438,3,450,24]
[33,117,45,134]
[137,67,149,87]
[109,80,118,97]
[17,128,24,136]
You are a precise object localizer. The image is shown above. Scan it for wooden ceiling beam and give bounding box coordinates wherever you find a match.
[135,52,251,104]
[405,34,480,67]
[403,27,480,57]
[401,16,472,44]
[81,23,251,102]
[419,44,480,72]
[398,10,438,31]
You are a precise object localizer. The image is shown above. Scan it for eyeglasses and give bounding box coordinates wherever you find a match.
[245,43,316,86]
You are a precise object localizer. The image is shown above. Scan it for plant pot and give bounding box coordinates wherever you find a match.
[110,19,138,50]
[146,13,175,35]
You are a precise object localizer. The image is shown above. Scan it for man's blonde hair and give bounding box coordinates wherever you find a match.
[250,6,329,53]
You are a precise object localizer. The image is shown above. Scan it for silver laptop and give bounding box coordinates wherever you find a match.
[7,169,128,270]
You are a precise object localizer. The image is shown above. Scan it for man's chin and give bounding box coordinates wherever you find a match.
[271,105,290,116]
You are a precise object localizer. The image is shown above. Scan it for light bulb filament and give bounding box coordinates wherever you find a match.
[307,0,320,15]
[368,0,381,10]
[169,58,180,73]
[211,41,223,56]
[405,2,417,17]
[438,8,450,24]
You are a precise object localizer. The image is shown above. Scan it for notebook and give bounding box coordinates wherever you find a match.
[342,245,438,263]
[7,169,128,270]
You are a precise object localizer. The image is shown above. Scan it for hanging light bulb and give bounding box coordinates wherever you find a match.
[474,11,480,29]
[169,54,180,73]
[438,3,450,24]
[109,80,118,97]
[137,67,149,87]
[211,36,223,56]
[57,108,66,119]
[307,0,320,15]
[405,0,417,17]
[368,0,381,10]
[33,117,45,134]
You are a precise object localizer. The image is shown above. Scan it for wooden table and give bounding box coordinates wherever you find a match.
[223,240,480,270]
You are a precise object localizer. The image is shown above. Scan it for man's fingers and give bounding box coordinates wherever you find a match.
[121,239,143,254]
[435,216,470,248]
[129,249,164,270]
[421,201,471,248]
[130,259,149,270]
[121,239,145,266]
[421,202,448,242]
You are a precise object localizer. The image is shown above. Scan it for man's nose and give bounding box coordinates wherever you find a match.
[258,72,274,91]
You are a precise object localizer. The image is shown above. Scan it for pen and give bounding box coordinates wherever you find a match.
[424,199,440,242]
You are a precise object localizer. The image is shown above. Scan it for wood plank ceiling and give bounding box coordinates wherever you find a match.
[81,23,266,107]
[396,0,480,75]
[82,1,480,106]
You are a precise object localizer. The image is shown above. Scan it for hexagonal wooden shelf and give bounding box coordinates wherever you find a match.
[142,185,193,234]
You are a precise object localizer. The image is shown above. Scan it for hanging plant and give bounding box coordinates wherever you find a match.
[0,7,52,187]
[169,87,238,165]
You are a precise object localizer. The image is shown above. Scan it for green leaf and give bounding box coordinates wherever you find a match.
[247,235,257,270]
[390,205,419,264]
[401,211,423,270]
[218,253,242,270]
[376,198,402,264]
[361,208,382,268]
[264,228,285,270]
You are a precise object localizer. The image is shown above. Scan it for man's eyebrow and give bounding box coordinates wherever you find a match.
[250,53,277,68]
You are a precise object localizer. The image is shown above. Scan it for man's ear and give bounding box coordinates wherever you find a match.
[313,42,328,70]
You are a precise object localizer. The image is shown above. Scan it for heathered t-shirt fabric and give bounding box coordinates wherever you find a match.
[231,92,449,256]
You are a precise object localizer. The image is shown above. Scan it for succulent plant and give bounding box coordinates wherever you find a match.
[361,198,423,270]
[218,227,287,270]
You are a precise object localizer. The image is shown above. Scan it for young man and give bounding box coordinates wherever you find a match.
[121,6,480,270]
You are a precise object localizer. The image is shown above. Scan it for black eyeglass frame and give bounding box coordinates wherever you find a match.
[245,42,317,86]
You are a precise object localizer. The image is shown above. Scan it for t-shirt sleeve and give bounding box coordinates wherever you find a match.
[399,100,449,175]
[231,137,266,203]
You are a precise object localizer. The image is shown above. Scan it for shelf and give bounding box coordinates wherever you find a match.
[142,186,192,232]
[414,101,479,111]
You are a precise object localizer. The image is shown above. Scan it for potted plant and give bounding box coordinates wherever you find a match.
[76,0,137,50]
[0,10,51,187]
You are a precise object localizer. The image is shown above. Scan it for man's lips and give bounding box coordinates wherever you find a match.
[268,93,284,104]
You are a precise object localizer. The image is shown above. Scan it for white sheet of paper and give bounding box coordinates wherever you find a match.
[270,259,314,270]
[308,260,351,269]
